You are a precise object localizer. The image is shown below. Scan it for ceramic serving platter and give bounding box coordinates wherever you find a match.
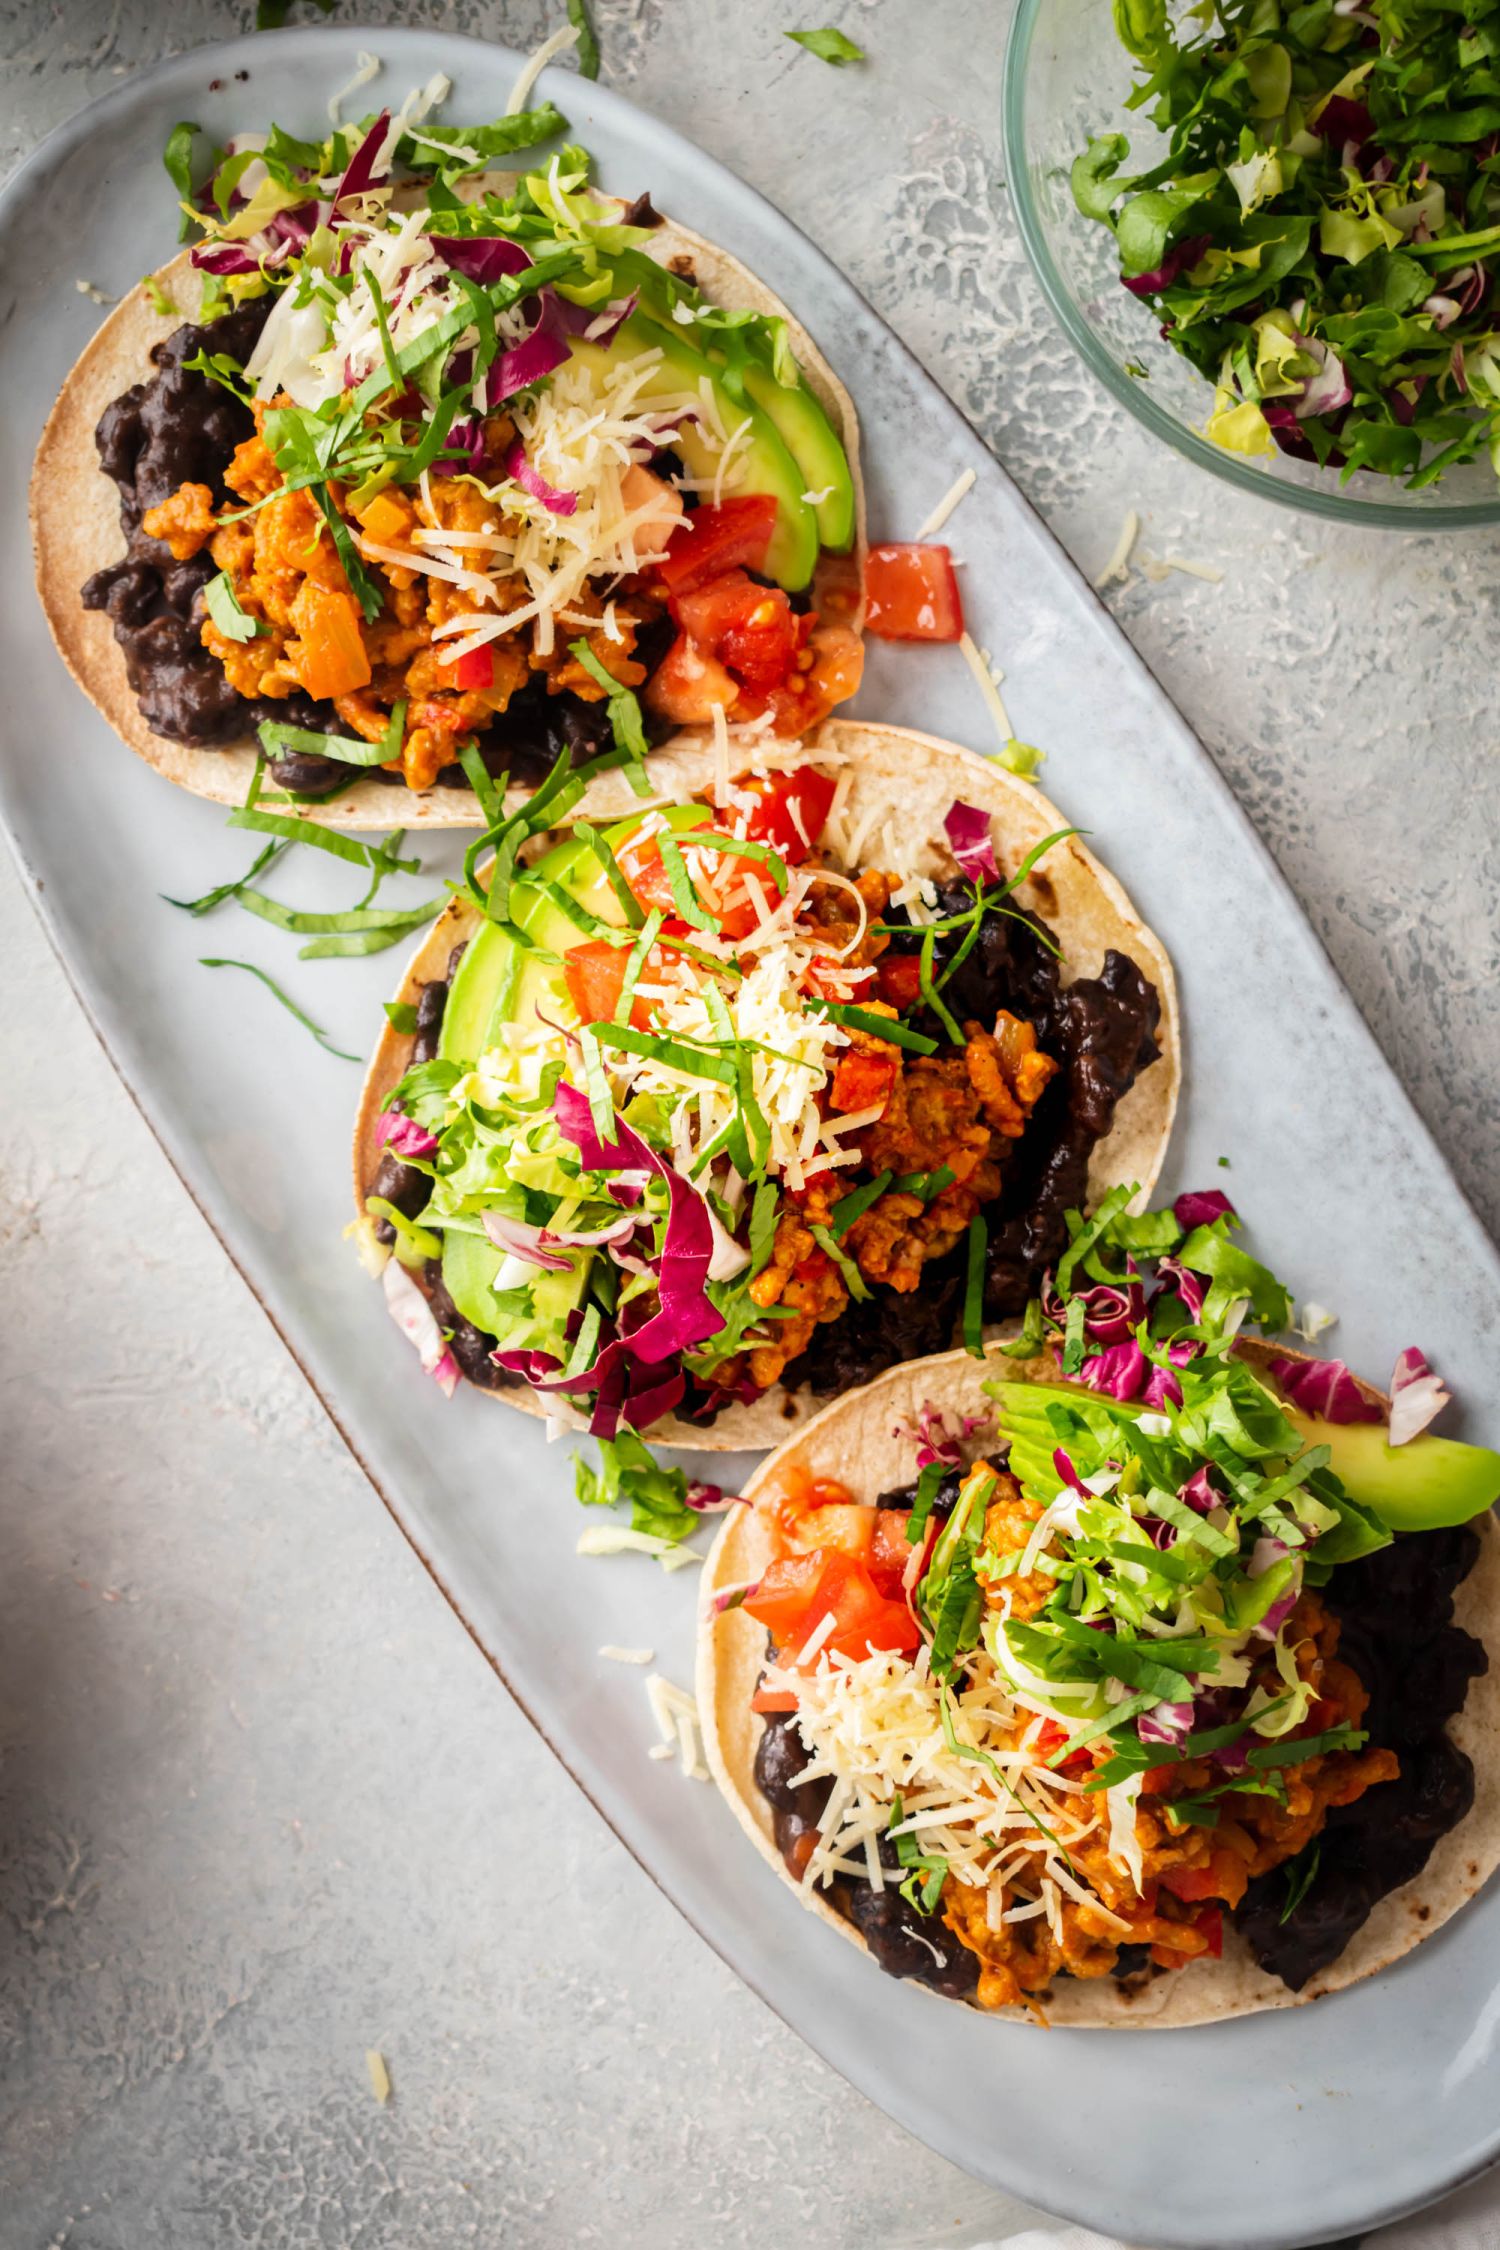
[3,28,1498,2248]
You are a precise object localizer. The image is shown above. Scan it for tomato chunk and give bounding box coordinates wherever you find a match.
[735,765,838,861]
[450,643,496,692]
[744,1549,920,1662]
[863,543,965,642]
[677,572,804,696]
[875,954,924,1011]
[830,1050,900,1115]
[1194,1906,1224,1958]
[658,496,779,596]
[751,1686,800,1714]
[562,939,656,1032]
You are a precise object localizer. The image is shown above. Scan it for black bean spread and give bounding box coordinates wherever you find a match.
[782,887,1162,1400]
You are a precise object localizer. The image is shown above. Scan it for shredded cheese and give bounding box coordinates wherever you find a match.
[769,1643,1135,1936]
[506,21,580,113]
[329,49,382,123]
[913,465,976,541]
[958,631,1014,746]
[599,1645,656,1665]
[1094,509,1141,590]
[646,1675,711,1781]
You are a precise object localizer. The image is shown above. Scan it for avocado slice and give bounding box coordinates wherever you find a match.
[565,311,821,590]
[435,805,727,1338]
[1286,1410,1500,1532]
[734,362,855,553]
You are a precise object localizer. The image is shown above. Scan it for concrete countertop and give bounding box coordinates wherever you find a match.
[4,4,1494,2245]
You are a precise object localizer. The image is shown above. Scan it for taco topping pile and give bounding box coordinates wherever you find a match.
[82,93,859,794]
[744,1193,1495,2010]
[358,750,1162,1434]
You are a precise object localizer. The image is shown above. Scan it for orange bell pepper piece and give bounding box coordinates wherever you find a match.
[289,580,372,702]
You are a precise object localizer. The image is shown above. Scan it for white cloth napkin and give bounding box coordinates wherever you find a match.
[967,2167,1500,2250]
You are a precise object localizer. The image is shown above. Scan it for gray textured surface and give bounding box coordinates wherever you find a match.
[2,3,1496,2247]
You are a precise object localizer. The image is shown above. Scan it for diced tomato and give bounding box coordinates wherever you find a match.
[677,573,806,697]
[1194,1906,1224,1959]
[781,1502,875,1564]
[869,1510,918,1596]
[616,829,680,920]
[875,954,924,1011]
[288,580,372,700]
[751,1686,800,1714]
[863,543,965,643]
[1034,1717,1093,1778]
[830,1050,900,1115]
[1160,1862,1222,1904]
[657,495,779,596]
[1160,1848,1244,1907]
[615,822,776,943]
[744,1548,921,1663]
[644,632,741,725]
[450,643,496,692]
[735,765,838,861]
[562,939,657,1033]
[744,1551,835,1642]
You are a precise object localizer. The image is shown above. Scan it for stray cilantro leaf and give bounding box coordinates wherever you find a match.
[384,1000,420,1035]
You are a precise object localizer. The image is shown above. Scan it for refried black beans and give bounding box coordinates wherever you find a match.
[83,301,299,747]
[1237,1525,1485,1990]
[754,1705,980,2000]
[758,1521,1484,2000]
[82,306,673,791]
[781,887,1161,1400]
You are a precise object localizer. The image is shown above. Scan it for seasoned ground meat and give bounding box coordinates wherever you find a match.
[780,887,1161,1398]
[1234,1526,1485,1989]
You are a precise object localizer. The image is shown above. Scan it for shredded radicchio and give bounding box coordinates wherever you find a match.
[1264,1353,1383,1426]
[1174,1188,1236,1231]
[942,800,1000,885]
[1121,232,1212,297]
[1388,1347,1451,1446]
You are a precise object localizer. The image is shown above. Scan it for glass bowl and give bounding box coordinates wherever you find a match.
[1000,0,1500,527]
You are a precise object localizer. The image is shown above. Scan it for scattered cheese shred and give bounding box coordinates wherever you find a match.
[646,1675,711,1781]
[1141,553,1225,585]
[1094,509,1141,589]
[506,21,580,113]
[958,630,1014,746]
[769,1643,1135,1935]
[329,48,382,124]
[366,2050,392,2105]
[599,1645,656,1665]
[913,465,976,541]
